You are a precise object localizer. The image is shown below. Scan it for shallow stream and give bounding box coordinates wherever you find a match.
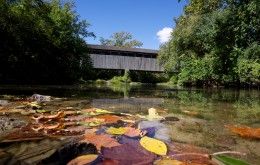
[0,85,259,164]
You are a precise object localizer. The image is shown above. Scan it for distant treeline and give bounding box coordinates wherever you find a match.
[0,0,94,84]
[159,0,260,87]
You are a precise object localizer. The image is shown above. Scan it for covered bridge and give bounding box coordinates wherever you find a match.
[88,44,164,72]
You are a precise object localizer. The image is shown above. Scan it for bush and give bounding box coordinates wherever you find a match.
[109,70,131,84]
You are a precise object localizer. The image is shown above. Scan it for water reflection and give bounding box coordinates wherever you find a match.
[0,85,259,164]
[92,98,164,113]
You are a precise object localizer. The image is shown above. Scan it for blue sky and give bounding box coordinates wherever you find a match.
[74,0,187,49]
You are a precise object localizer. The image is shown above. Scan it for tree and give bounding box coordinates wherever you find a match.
[159,0,260,87]
[99,31,143,48]
[0,0,94,84]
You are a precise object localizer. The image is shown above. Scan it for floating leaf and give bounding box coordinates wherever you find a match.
[102,143,156,164]
[3,130,44,142]
[213,155,250,165]
[26,101,41,109]
[82,108,112,116]
[154,158,207,165]
[81,131,121,150]
[67,154,98,165]
[36,109,50,113]
[225,125,260,139]
[65,126,86,133]
[124,127,142,137]
[95,114,121,124]
[106,127,127,135]
[31,123,63,131]
[140,136,167,155]
[80,121,103,127]
[65,115,86,122]
[83,117,104,123]
[154,159,184,165]
[31,111,65,121]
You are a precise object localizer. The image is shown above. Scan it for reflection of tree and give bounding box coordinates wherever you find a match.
[108,83,131,98]
[162,89,260,124]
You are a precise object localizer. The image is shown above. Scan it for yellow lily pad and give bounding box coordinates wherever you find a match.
[106,127,127,135]
[140,136,167,155]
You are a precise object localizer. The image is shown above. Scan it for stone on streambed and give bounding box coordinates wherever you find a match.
[0,115,27,134]
[0,100,9,106]
[30,94,51,102]
[138,120,171,142]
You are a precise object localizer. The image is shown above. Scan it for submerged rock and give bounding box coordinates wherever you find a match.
[0,116,27,134]
[0,100,9,106]
[138,120,171,142]
[30,94,51,102]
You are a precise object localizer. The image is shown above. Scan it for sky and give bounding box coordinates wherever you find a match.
[74,0,187,50]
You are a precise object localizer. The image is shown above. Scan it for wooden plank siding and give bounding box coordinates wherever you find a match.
[90,54,164,72]
[87,44,164,72]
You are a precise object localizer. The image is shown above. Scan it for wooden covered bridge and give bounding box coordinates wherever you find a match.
[87,44,164,72]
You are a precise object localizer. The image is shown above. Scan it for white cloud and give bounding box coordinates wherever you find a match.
[156,27,172,43]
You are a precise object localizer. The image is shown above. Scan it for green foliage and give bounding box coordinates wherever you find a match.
[109,70,131,85]
[159,0,260,87]
[236,43,260,84]
[129,71,169,84]
[168,75,178,85]
[0,0,94,84]
[95,79,107,85]
[100,31,143,48]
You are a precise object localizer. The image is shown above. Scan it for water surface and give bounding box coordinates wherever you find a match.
[0,85,259,164]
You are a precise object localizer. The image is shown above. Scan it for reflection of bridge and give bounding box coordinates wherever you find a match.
[88,44,164,72]
[91,98,164,113]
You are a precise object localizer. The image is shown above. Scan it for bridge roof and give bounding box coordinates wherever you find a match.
[87,44,158,55]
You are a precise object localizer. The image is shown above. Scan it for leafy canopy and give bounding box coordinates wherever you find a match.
[159,0,260,87]
[100,31,143,48]
[0,0,94,84]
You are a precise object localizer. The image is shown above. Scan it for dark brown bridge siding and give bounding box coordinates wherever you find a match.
[88,44,164,72]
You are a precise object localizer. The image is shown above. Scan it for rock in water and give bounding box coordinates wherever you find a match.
[0,100,9,106]
[30,94,51,102]
[138,120,171,142]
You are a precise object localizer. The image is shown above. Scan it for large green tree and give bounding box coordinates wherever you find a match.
[159,0,260,87]
[0,0,94,84]
[100,31,143,48]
